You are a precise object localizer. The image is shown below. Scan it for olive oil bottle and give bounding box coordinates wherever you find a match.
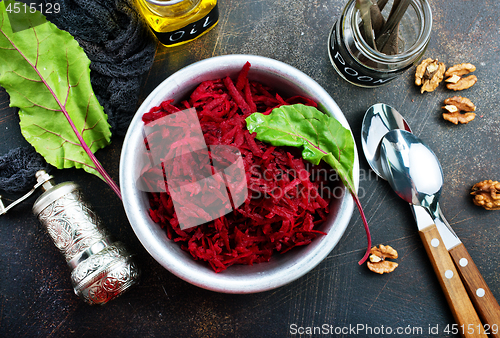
[135,0,218,47]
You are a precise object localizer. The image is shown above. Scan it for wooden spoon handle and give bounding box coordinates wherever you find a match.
[419,224,487,337]
[449,243,500,338]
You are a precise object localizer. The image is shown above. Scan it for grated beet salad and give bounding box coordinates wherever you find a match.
[139,62,338,272]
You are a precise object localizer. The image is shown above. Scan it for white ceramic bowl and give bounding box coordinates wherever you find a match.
[120,54,359,293]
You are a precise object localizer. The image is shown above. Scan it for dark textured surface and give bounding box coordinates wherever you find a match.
[1,0,499,337]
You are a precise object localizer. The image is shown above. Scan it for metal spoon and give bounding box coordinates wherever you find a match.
[380,130,443,209]
[380,129,499,336]
[361,103,411,179]
[361,105,481,333]
[362,104,468,252]
[362,106,455,237]
[361,104,447,240]
[362,104,500,334]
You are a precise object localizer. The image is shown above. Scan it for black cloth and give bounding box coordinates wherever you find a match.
[0,147,51,193]
[0,0,156,193]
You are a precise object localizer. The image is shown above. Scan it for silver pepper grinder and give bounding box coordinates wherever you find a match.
[1,170,140,305]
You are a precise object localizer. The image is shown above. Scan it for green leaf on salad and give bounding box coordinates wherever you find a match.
[246,104,371,265]
[0,0,112,180]
[246,103,356,194]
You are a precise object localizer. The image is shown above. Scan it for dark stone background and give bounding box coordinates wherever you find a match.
[1,0,499,337]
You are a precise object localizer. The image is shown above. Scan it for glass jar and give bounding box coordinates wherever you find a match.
[135,0,218,47]
[328,0,432,87]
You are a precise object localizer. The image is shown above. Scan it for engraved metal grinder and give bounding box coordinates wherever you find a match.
[28,170,140,305]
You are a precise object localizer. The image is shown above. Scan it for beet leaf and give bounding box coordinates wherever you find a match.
[246,104,371,264]
[0,0,120,199]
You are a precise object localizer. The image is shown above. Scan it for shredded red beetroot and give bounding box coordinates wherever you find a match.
[140,62,338,272]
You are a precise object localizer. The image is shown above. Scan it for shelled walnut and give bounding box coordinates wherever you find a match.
[442,96,476,124]
[471,180,500,210]
[415,58,446,93]
[367,244,398,274]
[445,63,477,91]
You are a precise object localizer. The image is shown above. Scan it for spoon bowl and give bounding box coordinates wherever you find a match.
[379,129,443,208]
[361,103,411,179]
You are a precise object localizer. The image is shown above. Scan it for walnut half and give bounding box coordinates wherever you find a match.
[471,180,500,210]
[415,58,446,93]
[442,96,476,124]
[445,63,477,91]
[367,244,399,274]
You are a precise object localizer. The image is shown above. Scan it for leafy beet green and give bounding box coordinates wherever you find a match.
[0,0,120,198]
[246,104,371,264]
